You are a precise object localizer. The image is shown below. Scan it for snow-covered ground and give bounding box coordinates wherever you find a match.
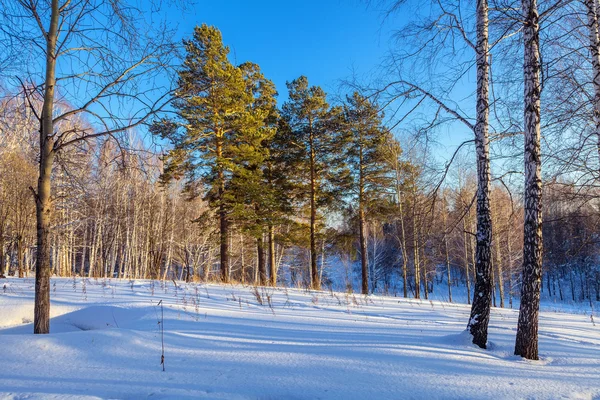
[0,277,599,400]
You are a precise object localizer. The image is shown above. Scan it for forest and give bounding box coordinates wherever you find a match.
[1,0,600,365]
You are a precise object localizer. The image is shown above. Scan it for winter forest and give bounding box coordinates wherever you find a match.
[0,0,599,399]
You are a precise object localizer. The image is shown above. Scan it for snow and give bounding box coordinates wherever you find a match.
[1,277,599,399]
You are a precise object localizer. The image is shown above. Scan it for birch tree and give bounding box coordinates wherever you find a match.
[466,0,494,349]
[515,0,544,360]
[376,0,495,347]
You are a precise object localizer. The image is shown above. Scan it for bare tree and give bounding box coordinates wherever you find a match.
[0,0,179,333]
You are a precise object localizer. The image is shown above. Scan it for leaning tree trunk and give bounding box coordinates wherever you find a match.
[467,0,494,349]
[34,0,59,335]
[515,0,543,361]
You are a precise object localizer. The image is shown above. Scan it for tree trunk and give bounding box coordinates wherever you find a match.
[359,208,368,295]
[359,152,368,295]
[467,0,494,349]
[0,224,5,277]
[393,156,409,298]
[443,215,452,303]
[269,225,276,286]
[496,238,505,308]
[584,0,600,165]
[463,216,471,305]
[17,236,24,278]
[257,235,266,285]
[34,0,59,335]
[309,120,320,290]
[399,198,408,298]
[412,190,420,299]
[216,135,229,283]
[515,0,543,360]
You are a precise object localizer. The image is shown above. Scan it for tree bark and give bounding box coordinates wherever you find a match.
[412,187,420,299]
[34,0,60,335]
[515,0,543,360]
[359,140,369,295]
[495,234,505,308]
[309,120,320,290]
[463,216,471,305]
[268,225,276,286]
[443,207,452,303]
[359,206,368,295]
[467,0,493,349]
[584,0,600,165]
[257,235,266,285]
[389,152,410,297]
[0,224,5,277]
[216,134,229,283]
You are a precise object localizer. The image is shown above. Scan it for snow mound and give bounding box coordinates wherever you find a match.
[436,329,476,346]
[0,305,147,334]
[50,305,147,332]
[0,301,78,330]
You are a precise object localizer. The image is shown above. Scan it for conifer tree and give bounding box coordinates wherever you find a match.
[342,92,394,294]
[281,76,349,289]
[229,61,280,285]
[152,25,276,283]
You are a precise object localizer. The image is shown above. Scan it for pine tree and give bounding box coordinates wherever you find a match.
[281,76,349,289]
[228,61,280,286]
[342,92,394,294]
[152,24,276,283]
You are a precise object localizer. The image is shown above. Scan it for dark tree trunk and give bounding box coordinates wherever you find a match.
[269,225,276,286]
[467,0,494,349]
[17,237,24,278]
[257,235,266,285]
[219,201,229,282]
[216,134,229,283]
[515,0,543,361]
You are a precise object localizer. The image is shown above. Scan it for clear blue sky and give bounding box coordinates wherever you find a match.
[153,1,475,164]
[169,0,401,102]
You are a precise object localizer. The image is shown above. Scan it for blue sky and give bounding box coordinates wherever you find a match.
[164,1,477,164]
[169,0,401,102]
